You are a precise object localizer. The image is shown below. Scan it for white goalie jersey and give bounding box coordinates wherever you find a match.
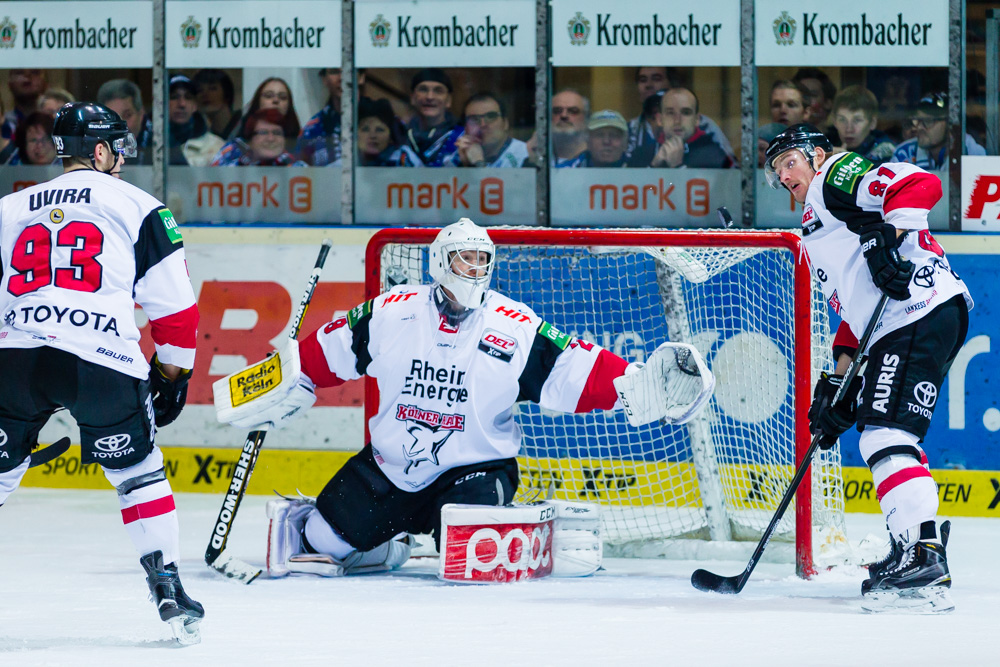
[299,284,629,492]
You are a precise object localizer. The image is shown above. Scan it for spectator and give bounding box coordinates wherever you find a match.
[37,88,75,118]
[297,68,367,167]
[193,68,242,139]
[2,69,47,147]
[549,89,590,167]
[830,86,894,165]
[211,108,305,166]
[231,77,301,151]
[357,97,420,167]
[6,111,58,166]
[892,92,986,170]
[404,68,461,167]
[651,88,734,169]
[793,67,837,132]
[626,66,735,164]
[582,110,629,168]
[758,80,811,165]
[447,92,528,168]
[168,75,224,167]
[97,79,153,164]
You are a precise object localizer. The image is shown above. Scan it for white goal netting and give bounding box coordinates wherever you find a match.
[374,231,850,571]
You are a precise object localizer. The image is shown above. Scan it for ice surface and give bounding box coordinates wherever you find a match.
[1,489,996,666]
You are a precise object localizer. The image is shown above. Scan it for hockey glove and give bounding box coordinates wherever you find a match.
[859,223,914,301]
[149,354,191,427]
[808,372,863,450]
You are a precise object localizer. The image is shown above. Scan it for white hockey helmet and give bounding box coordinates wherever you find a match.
[428,218,495,310]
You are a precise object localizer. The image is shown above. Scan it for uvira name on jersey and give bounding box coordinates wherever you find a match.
[28,187,92,210]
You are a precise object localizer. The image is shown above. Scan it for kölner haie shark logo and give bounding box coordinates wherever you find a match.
[567,12,590,46]
[370,14,391,48]
[773,11,796,46]
[180,15,202,48]
[0,16,17,49]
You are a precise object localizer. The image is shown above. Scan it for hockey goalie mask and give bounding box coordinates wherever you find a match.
[429,218,495,312]
[764,123,832,189]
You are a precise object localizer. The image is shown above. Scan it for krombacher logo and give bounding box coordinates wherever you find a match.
[0,16,16,49]
[180,15,201,48]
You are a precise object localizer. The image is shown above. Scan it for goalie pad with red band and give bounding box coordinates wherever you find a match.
[439,501,602,583]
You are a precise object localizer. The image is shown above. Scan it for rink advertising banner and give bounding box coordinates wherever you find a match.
[165,0,340,67]
[961,156,1000,233]
[550,168,740,227]
[550,0,740,67]
[354,167,536,225]
[355,0,535,68]
[755,0,948,66]
[0,1,152,68]
[0,165,153,197]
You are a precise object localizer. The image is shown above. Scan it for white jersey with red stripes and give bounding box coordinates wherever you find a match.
[299,284,628,492]
[0,169,198,379]
[801,152,972,347]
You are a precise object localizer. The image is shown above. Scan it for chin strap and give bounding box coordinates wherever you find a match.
[433,285,473,326]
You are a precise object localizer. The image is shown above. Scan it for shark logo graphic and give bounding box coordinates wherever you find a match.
[403,423,454,474]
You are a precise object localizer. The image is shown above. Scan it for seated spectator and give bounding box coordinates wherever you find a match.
[404,68,461,167]
[650,88,734,169]
[447,92,527,168]
[830,86,894,165]
[549,88,590,167]
[3,69,47,148]
[758,80,811,165]
[582,110,629,168]
[211,109,305,166]
[37,88,75,118]
[297,68,367,167]
[5,111,58,166]
[793,67,837,136]
[97,79,152,164]
[193,68,242,140]
[892,92,985,170]
[168,75,224,167]
[357,97,420,167]
[231,77,301,152]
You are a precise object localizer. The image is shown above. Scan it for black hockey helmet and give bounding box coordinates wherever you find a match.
[763,123,833,189]
[52,102,137,160]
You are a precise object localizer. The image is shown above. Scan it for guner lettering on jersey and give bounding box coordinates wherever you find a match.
[402,359,469,404]
[29,188,92,212]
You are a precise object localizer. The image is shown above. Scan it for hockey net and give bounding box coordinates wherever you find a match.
[365,228,851,576]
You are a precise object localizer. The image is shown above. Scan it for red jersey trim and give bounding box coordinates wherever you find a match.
[300,329,346,388]
[883,172,942,214]
[833,320,859,355]
[148,303,199,351]
[575,349,629,413]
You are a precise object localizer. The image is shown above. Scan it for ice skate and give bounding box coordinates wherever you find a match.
[861,537,954,614]
[140,550,205,645]
[862,520,950,596]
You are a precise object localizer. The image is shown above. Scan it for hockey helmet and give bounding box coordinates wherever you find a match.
[428,218,495,310]
[52,102,137,160]
[763,123,832,189]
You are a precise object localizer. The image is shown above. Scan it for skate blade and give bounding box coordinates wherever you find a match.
[861,586,955,614]
[169,616,202,646]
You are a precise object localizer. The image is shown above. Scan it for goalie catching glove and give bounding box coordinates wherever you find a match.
[612,341,715,427]
[214,339,316,430]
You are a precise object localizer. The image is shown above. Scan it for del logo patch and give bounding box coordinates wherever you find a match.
[479,328,517,362]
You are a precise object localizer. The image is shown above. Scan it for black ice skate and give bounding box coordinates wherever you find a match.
[860,534,954,614]
[140,550,205,645]
[861,520,950,596]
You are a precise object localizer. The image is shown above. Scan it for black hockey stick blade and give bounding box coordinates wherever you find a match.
[691,567,746,594]
[717,206,735,229]
[29,437,71,468]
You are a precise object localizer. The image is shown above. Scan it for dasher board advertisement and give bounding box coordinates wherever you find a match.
[550,0,740,67]
[961,156,1000,233]
[355,0,536,68]
[0,1,152,68]
[166,0,340,67]
[755,0,948,67]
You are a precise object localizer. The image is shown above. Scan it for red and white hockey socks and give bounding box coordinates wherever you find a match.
[103,448,180,565]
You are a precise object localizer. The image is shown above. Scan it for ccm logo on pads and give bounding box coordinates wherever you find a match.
[479,329,516,362]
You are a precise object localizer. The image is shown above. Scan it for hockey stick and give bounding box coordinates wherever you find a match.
[205,239,333,584]
[691,291,891,594]
[717,206,736,229]
[29,437,71,468]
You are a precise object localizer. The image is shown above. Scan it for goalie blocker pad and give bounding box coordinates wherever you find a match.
[613,341,715,427]
[214,339,316,429]
[439,501,602,583]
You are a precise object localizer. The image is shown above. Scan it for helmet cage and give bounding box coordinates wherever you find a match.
[427,218,495,311]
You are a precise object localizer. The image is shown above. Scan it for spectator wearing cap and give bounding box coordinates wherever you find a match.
[297,67,367,166]
[892,92,985,171]
[830,86,894,165]
[404,68,461,167]
[652,88,734,169]
[193,69,242,140]
[581,110,629,168]
[168,74,224,166]
[357,97,420,167]
[97,79,153,164]
[447,92,527,168]
[211,108,306,167]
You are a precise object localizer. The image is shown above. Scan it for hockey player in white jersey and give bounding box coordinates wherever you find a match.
[765,124,972,613]
[0,103,204,643]
[217,218,714,580]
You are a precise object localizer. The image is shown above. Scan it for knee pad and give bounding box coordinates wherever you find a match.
[104,447,166,493]
[0,418,39,473]
[859,427,923,469]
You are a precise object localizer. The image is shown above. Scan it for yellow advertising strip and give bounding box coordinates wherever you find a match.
[20,449,1000,519]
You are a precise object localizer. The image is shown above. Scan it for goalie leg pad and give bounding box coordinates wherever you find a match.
[613,341,715,427]
[549,500,603,577]
[266,497,318,577]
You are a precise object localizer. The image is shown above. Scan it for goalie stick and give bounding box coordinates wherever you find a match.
[691,291,891,594]
[205,239,333,584]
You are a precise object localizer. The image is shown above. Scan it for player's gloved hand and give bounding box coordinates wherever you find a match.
[808,372,863,450]
[149,354,191,427]
[859,223,914,301]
